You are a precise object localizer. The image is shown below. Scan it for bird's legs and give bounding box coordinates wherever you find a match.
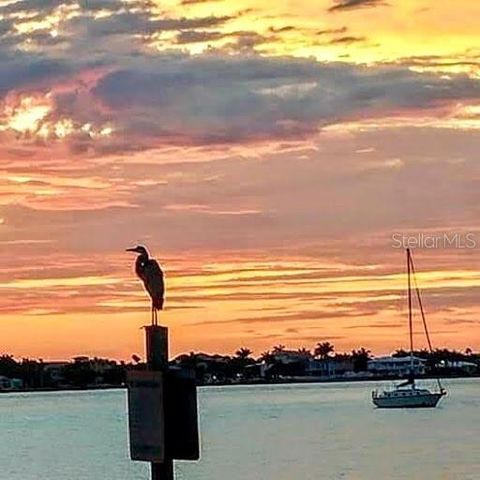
[151,306,158,326]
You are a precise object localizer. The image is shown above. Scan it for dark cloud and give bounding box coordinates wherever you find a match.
[0,0,235,65]
[27,31,69,47]
[222,31,271,53]
[195,308,374,327]
[345,322,403,329]
[0,0,479,154]
[329,0,387,12]
[71,11,234,38]
[0,53,71,97]
[0,0,62,15]
[175,29,272,49]
[76,0,139,11]
[269,26,295,33]
[0,19,13,37]
[393,54,480,70]
[87,55,480,147]
[0,0,152,15]
[181,0,220,4]
[329,35,366,44]
[176,30,227,44]
[316,26,348,35]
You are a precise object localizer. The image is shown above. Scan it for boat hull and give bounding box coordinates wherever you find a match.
[372,392,444,409]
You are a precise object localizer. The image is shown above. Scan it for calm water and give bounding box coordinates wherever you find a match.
[0,378,478,480]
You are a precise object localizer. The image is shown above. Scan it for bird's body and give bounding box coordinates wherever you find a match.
[127,245,165,325]
[135,254,164,311]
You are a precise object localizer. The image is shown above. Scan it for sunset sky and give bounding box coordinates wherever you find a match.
[0,0,479,360]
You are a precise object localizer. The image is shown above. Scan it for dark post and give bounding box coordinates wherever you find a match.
[146,325,174,480]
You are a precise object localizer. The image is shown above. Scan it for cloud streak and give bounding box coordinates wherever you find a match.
[329,0,387,12]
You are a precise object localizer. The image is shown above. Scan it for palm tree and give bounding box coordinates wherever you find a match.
[351,347,371,372]
[232,347,254,376]
[314,342,334,359]
[260,350,274,364]
[272,344,286,354]
[235,347,253,360]
[297,347,312,359]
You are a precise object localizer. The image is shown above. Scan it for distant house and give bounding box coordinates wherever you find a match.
[0,376,11,389]
[10,378,23,389]
[43,362,69,385]
[173,352,233,384]
[88,358,118,374]
[72,356,90,364]
[175,353,231,366]
[272,350,311,364]
[441,360,478,374]
[0,376,24,390]
[306,357,354,378]
[245,362,268,379]
[368,355,426,377]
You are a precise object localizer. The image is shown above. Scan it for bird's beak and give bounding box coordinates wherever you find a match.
[126,247,137,252]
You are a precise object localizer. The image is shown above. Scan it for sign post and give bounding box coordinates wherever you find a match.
[127,325,199,480]
[146,326,173,480]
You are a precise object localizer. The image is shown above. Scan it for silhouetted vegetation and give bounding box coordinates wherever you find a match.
[0,344,478,390]
[351,348,372,372]
[314,342,335,359]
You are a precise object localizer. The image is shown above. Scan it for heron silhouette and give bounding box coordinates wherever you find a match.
[126,245,164,326]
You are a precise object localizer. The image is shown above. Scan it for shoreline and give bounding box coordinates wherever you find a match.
[1,373,478,394]
[200,372,480,387]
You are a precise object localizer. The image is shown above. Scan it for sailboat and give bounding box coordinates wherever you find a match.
[372,248,447,408]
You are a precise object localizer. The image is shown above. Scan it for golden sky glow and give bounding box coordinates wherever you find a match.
[0,0,479,360]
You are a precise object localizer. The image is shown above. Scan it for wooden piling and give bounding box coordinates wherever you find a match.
[145,325,174,480]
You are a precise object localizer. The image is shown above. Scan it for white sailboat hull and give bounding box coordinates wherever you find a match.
[372,390,445,408]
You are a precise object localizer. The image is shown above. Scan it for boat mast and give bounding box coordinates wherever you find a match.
[409,251,445,393]
[407,248,414,384]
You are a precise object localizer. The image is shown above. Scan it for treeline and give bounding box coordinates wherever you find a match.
[0,355,127,389]
[173,343,480,384]
[0,343,478,389]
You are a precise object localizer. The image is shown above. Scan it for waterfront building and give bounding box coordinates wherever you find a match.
[305,357,354,378]
[0,376,24,390]
[440,360,478,374]
[367,355,427,377]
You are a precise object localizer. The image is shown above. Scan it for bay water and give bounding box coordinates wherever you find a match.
[0,378,478,480]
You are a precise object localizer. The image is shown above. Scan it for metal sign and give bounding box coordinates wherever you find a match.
[164,367,200,460]
[127,371,165,462]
